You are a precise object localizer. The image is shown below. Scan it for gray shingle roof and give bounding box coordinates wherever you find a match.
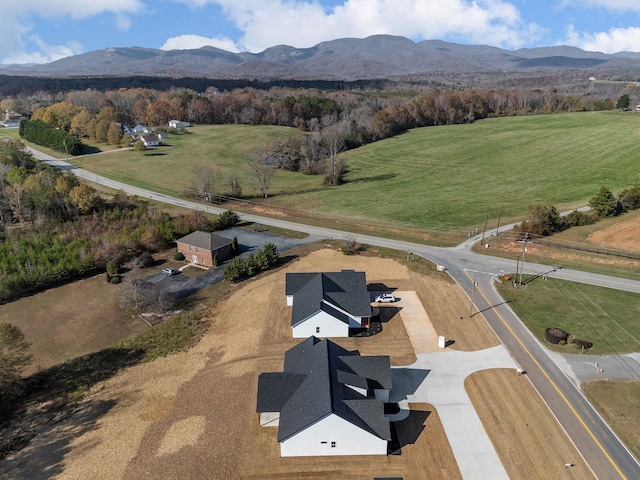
[256,337,391,443]
[286,271,372,327]
[176,231,232,251]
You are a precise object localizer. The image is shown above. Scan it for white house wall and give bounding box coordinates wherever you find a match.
[280,414,387,457]
[292,311,349,338]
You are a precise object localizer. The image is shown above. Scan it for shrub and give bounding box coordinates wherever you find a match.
[110,276,121,284]
[545,327,569,344]
[133,251,154,268]
[173,251,185,261]
[106,260,120,276]
[217,209,240,229]
[574,338,593,349]
[565,210,597,227]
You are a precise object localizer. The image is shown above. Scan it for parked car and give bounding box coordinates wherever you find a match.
[375,293,396,303]
[162,267,178,276]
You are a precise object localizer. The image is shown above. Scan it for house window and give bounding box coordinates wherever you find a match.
[331,442,336,448]
[320,441,327,444]
[195,247,199,253]
[316,327,320,334]
[188,246,192,251]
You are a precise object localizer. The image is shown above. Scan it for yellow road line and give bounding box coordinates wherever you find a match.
[465,270,627,480]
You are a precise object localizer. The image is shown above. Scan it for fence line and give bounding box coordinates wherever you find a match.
[533,238,640,260]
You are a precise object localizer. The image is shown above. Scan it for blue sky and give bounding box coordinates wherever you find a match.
[2,0,640,64]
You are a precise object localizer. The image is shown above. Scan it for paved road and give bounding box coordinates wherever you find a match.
[30,147,640,479]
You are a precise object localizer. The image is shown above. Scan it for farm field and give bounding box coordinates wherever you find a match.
[0,246,591,479]
[73,111,640,243]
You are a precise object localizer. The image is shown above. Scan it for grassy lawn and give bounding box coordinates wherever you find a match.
[496,277,640,355]
[69,112,640,243]
[73,124,323,198]
[582,380,640,460]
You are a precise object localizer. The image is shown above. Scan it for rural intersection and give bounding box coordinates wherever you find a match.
[29,146,640,479]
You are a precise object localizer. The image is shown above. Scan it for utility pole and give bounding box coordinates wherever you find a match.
[469,276,478,318]
[519,244,527,286]
[514,256,519,288]
[495,204,502,237]
[480,214,490,246]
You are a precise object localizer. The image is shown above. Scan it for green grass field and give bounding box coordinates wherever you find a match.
[73,124,323,198]
[272,111,640,234]
[34,111,640,241]
[496,277,640,355]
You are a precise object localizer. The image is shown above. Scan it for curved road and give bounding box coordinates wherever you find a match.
[30,147,640,479]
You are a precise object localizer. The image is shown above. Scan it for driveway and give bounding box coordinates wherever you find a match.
[389,290,517,480]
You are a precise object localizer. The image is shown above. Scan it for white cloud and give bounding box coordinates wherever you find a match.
[160,34,240,52]
[178,0,541,52]
[561,0,640,13]
[566,25,640,53]
[0,0,144,64]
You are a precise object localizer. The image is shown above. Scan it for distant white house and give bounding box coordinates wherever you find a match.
[132,124,153,134]
[1,110,23,127]
[139,134,159,147]
[256,336,392,457]
[285,271,373,338]
[123,125,135,135]
[635,105,640,112]
[168,120,191,128]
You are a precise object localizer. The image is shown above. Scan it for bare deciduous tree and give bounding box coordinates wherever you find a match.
[247,156,274,199]
[322,123,346,185]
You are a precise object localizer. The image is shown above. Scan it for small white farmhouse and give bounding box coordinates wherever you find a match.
[256,336,392,457]
[285,270,372,338]
[168,120,191,128]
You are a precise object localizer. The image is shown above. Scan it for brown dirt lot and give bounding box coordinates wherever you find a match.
[587,213,640,253]
[1,246,591,479]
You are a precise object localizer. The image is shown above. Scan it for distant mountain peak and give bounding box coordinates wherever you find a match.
[1,34,639,80]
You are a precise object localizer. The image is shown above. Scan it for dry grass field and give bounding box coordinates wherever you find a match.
[0,275,148,375]
[1,246,592,479]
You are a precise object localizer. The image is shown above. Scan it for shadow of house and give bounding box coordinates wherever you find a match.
[389,409,431,454]
[389,368,430,403]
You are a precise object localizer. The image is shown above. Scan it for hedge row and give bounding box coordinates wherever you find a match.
[19,119,82,155]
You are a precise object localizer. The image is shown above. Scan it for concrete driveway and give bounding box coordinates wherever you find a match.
[389,290,517,480]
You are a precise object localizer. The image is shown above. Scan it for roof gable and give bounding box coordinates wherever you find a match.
[256,337,391,443]
[287,271,372,326]
[176,231,232,251]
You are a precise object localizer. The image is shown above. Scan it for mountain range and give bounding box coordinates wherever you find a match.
[3,35,640,80]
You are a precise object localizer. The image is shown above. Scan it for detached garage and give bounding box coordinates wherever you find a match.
[176,231,233,267]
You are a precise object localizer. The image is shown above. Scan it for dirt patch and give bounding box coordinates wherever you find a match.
[466,369,593,479]
[0,246,591,479]
[587,216,640,253]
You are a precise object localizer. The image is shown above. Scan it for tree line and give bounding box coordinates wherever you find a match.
[0,140,219,303]
[517,184,640,237]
